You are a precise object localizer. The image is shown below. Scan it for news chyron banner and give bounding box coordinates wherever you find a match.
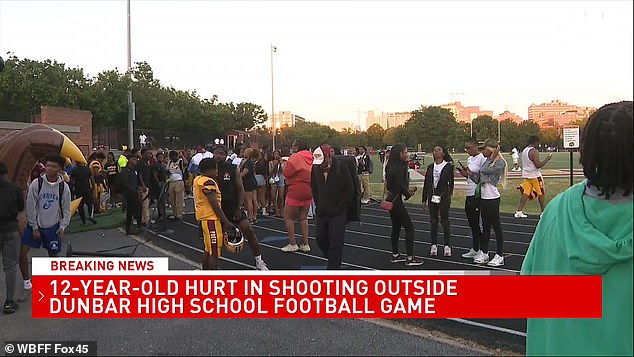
[31,257,602,319]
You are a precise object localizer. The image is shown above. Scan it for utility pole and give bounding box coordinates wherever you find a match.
[127,0,136,149]
[271,43,277,151]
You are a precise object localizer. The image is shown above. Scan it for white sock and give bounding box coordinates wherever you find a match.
[254,255,263,263]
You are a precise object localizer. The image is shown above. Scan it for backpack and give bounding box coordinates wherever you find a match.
[37,176,65,218]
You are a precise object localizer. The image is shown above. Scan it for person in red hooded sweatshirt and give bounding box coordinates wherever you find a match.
[281,138,313,252]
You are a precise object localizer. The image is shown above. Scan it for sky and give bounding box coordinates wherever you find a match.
[0,0,632,127]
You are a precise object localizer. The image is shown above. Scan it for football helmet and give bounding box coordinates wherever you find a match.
[224,226,246,253]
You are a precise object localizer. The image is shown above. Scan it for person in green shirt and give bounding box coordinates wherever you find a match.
[521,101,633,356]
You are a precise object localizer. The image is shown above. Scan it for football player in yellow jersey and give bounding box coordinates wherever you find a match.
[194,158,235,270]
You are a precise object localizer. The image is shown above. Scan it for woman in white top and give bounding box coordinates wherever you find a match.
[458,138,487,261]
[422,145,455,257]
[467,139,508,267]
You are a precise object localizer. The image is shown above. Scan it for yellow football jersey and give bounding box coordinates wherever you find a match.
[193,175,221,221]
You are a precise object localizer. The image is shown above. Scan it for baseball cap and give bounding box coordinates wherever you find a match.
[312,144,332,165]
[313,147,325,165]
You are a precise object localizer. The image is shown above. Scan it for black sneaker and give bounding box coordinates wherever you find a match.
[390,254,407,263]
[3,300,19,314]
[405,257,424,266]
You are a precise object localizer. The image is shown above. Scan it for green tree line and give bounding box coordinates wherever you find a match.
[0,55,267,144]
[0,55,583,150]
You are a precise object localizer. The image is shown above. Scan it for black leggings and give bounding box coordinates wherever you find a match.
[429,196,451,246]
[389,198,415,257]
[123,193,142,232]
[464,196,482,251]
[480,198,504,255]
[76,189,94,223]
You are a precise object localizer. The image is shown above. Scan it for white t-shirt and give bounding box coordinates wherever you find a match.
[432,161,448,189]
[466,153,487,196]
[139,134,147,145]
[521,146,541,179]
[511,148,519,161]
[481,181,501,200]
[190,151,213,166]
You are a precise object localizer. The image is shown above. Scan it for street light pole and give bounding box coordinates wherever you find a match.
[127,0,136,149]
[270,43,276,151]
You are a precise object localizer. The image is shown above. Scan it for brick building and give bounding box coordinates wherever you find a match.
[441,101,494,123]
[496,110,525,124]
[0,106,93,156]
[528,100,595,128]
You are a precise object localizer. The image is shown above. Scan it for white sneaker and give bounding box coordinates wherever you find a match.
[361,198,370,204]
[487,254,505,267]
[255,259,269,271]
[514,211,528,218]
[430,245,438,256]
[281,244,299,252]
[461,248,479,259]
[299,244,311,252]
[444,246,452,257]
[474,251,490,264]
[262,208,268,216]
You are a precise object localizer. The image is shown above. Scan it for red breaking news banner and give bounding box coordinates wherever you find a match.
[30,258,602,319]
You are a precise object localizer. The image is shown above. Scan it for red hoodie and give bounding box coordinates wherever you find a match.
[283,150,313,206]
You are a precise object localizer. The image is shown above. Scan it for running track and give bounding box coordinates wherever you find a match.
[141,199,536,352]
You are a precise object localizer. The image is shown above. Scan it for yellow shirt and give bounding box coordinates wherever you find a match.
[194,175,221,221]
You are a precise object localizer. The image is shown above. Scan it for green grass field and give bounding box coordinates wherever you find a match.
[410,151,581,171]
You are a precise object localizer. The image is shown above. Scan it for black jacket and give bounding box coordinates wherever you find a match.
[336,155,361,222]
[311,158,354,219]
[385,160,412,202]
[0,177,25,234]
[422,161,455,204]
[117,165,140,196]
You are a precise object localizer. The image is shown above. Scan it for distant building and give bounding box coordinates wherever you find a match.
[496,110,525,124]
[441,101,494,123]
[528,100,596,128]
[273,111,305,128]
[363,110,412,130]
[330,121,355,132]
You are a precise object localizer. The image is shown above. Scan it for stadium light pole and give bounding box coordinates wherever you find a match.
[270,43,277,151]
[127,0,136,149]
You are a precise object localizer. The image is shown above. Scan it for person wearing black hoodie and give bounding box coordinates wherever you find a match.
[422,145,455,257]
[384,144,423,266]
[0,161,25,313]
[311,144,353,269]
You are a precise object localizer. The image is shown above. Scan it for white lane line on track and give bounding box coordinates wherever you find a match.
[363,205,541,229]
[164,223,374,271]
[359,213,536,239]
[264,215,528,260]
[355,216,533,245]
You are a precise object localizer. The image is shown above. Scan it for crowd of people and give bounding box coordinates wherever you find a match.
[0,101,631,357]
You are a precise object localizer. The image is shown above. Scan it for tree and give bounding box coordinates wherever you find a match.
[365,123,385,149]
[383,126,405,146]
[540,127,561,149]
[471,115,498,142]
[403,106,459,150]
[223,102,268,131]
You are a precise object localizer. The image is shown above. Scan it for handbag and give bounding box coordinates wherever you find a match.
[474,181,483,201]
[380,199,394,211]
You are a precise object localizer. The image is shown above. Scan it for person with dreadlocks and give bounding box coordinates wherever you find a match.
[521,101,633,356]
